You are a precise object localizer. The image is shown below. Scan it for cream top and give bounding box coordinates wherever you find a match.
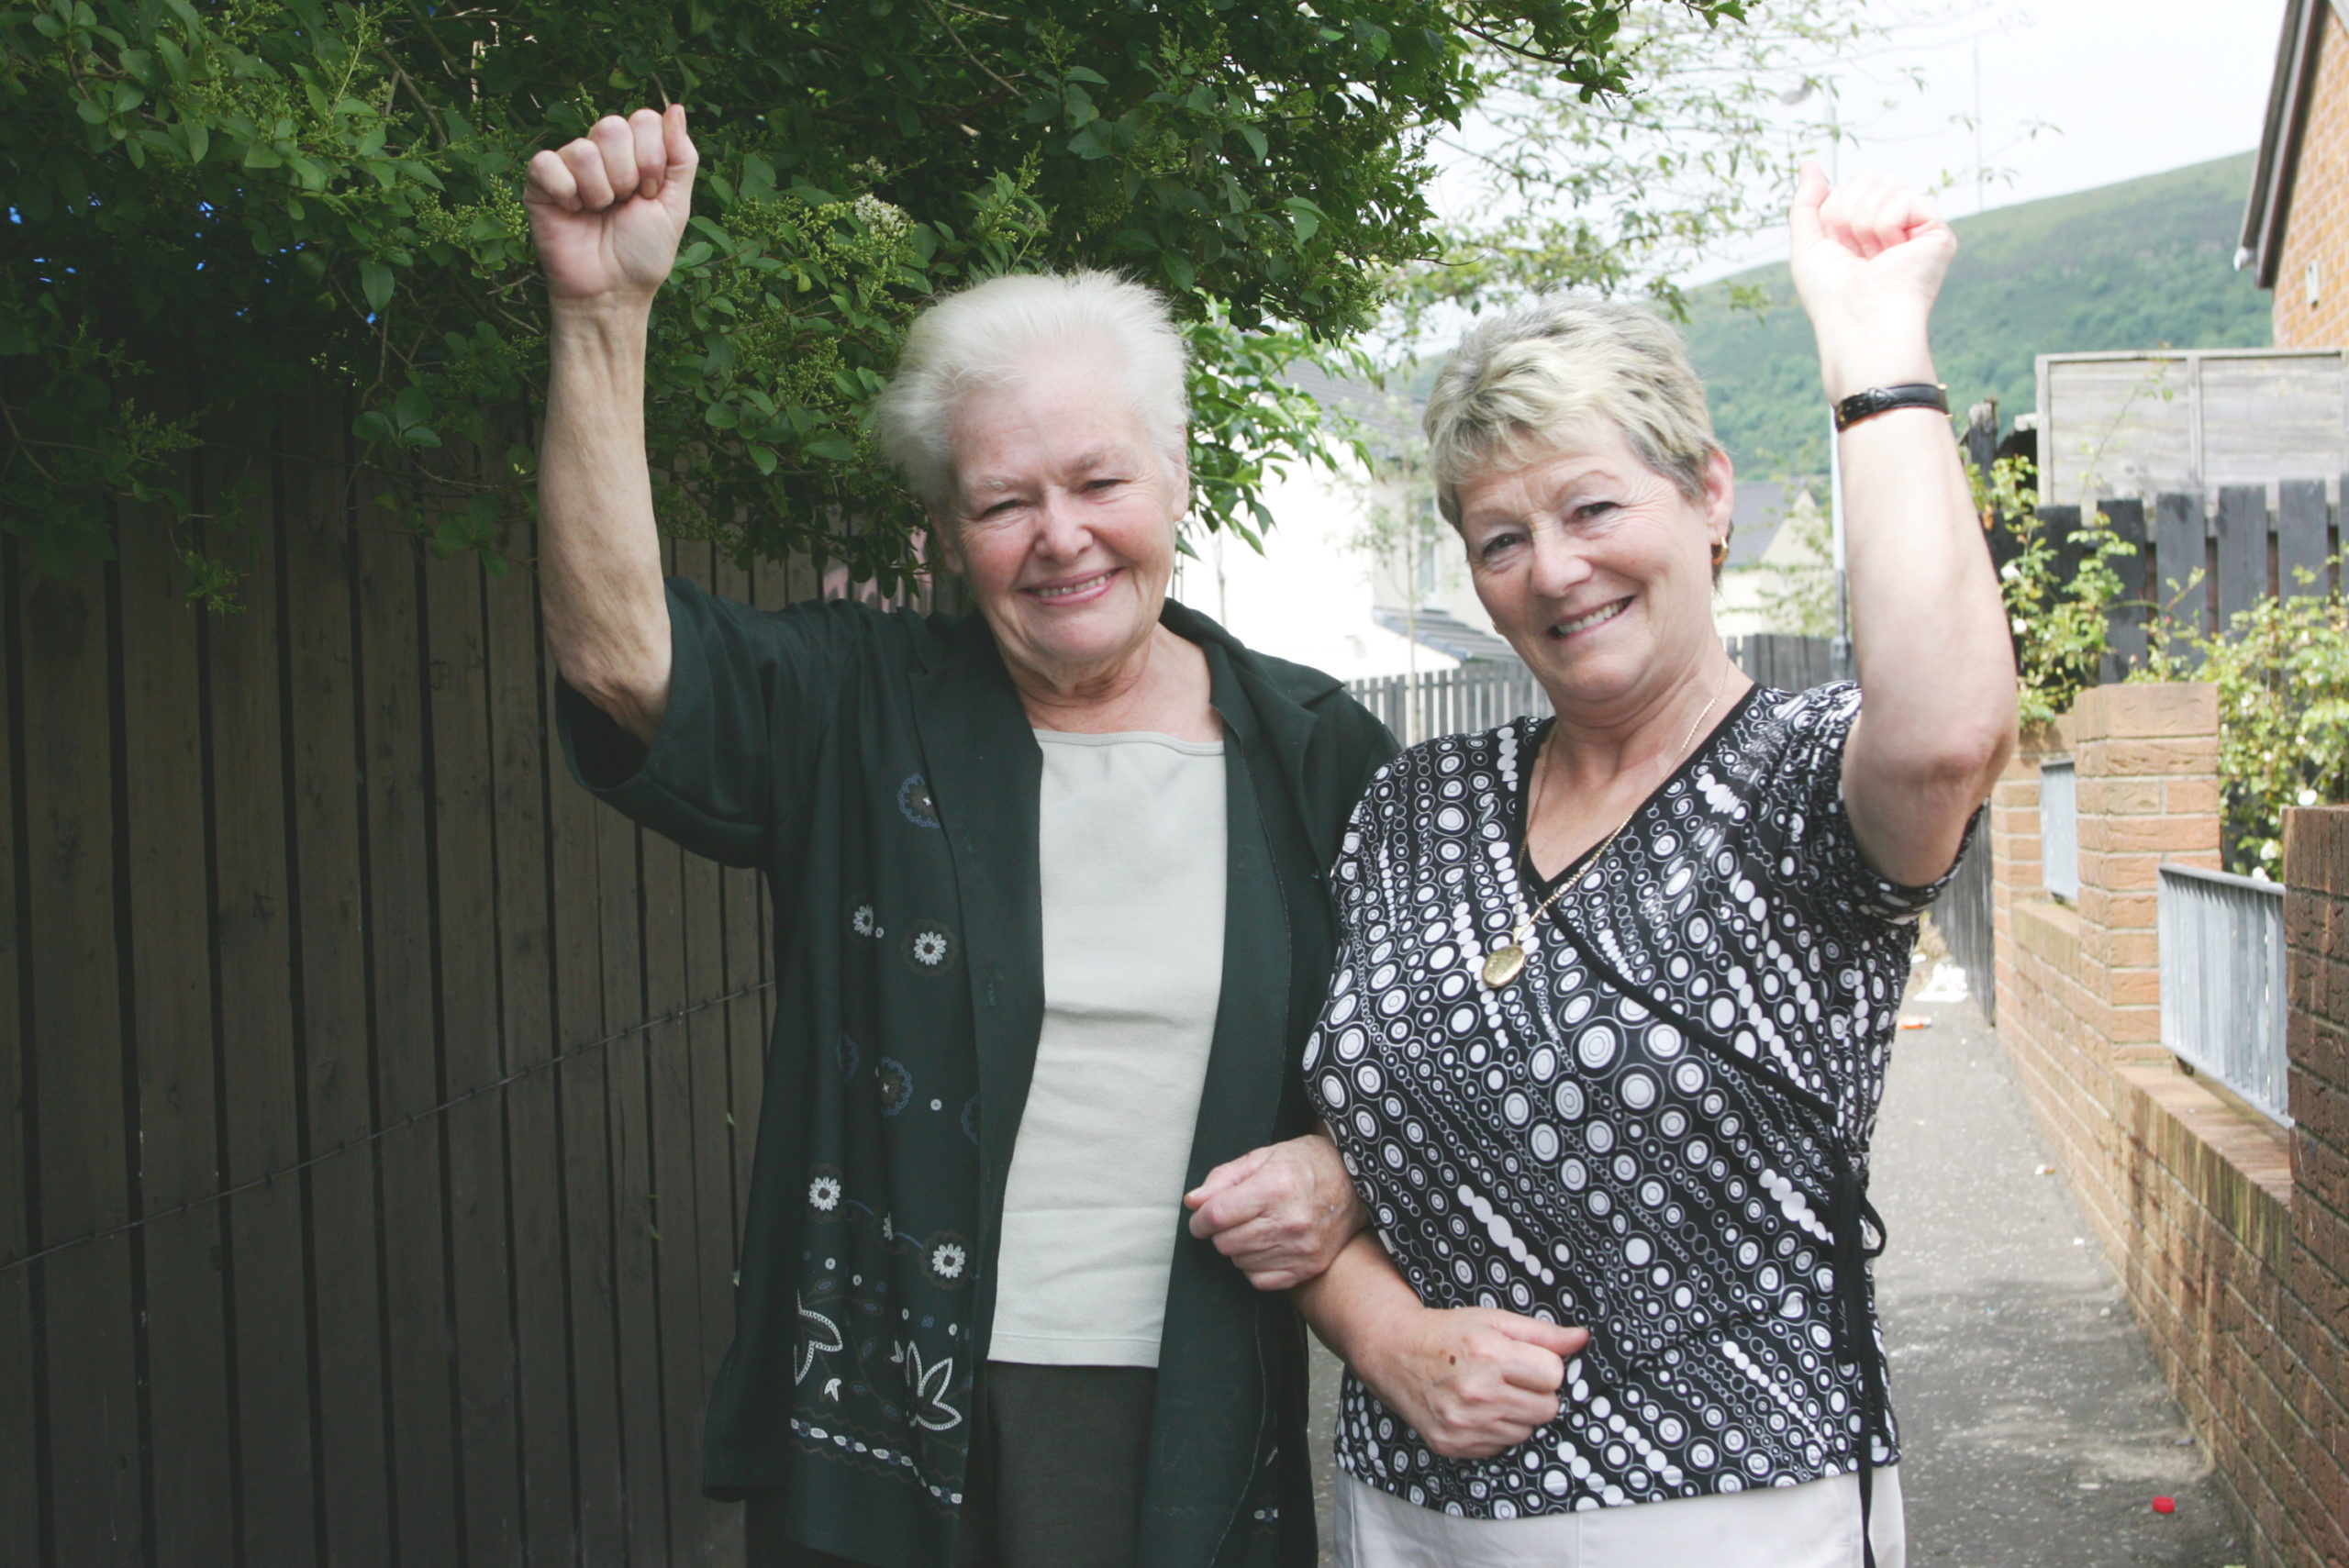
[988,729,1228,1367]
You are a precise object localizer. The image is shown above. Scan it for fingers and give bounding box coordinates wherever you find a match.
[1788,161,1829,248]
[663,102,698,178]
[629,108,667,202]
[1816,170,1942,261]
[525,148,580,213]
[591,115,640,204]
[1485,1312,1592,1363]
[1186,1146,1269,1213]
[559,136,615,211]
[534,107,698,217]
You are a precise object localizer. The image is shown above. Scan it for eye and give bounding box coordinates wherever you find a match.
[1477,529,1527,562]
[1573,500,1618,523]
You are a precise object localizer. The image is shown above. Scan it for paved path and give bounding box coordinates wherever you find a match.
[1873,982,2244,1568]
[1303,974,2251,1566]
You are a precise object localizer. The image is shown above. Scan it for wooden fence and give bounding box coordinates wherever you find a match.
[2054,482,2342,678]
[1346,660,1547,745]
[0,395,870,1566]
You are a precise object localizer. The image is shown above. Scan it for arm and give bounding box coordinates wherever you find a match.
[1787,166,2018,887]
[526,105,699,745]
[1292,1232,1588,1461]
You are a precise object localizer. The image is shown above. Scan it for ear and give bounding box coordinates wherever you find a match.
[926,506,965,577]
[1700,448,1736,550]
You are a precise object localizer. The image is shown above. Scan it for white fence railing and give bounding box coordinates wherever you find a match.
[2041,758,2079,901]
[2158,862,2291,1126]
[1348,662,1547,746]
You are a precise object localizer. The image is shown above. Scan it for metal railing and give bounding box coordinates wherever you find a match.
[1349,661,1547,746]
[2158,862,2291,1126]
[2041,758,2079,901]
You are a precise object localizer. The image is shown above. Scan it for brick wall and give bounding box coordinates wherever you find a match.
[2280,808,2349,1566]
[1986,684,2349,1568]
[2275,5,2349,350]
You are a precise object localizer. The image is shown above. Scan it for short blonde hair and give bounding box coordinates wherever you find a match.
[873,270,1189,514]
[1422,297,1720,526]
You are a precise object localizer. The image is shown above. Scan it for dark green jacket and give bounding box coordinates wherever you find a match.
[561,580,1396,1568]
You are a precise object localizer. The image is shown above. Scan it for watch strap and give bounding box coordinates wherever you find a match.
[1831,382,1948,431]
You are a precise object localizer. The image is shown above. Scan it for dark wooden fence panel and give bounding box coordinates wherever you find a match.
[2099,498,2149,681]
[2216,484,2267,628]
[2154,491,2206,628]
[21,550,142,1565]
[0,542,34,1568]
[2278,479,2331,598]
[0,398,818,1565]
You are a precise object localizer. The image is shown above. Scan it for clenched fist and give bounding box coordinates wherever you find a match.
[525,105,699,309]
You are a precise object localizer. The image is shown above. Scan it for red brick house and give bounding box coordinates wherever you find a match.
[2243,0,2349,347]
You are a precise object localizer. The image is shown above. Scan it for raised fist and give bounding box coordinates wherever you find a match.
[525,105,698,309]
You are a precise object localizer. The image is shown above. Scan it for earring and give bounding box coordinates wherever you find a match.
[1710,538,1729,568]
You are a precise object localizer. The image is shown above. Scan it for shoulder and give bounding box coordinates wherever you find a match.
[1716,682,1858,774]
[1350,721,1534,837]
[1162,598,1399,766]
[667,575,969,666]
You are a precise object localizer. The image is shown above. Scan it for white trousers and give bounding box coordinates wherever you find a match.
[1334,1466,1907,1568]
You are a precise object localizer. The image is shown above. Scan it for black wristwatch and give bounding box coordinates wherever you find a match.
[1831,383,1948,431]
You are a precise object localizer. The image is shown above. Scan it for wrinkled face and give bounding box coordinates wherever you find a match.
[1454,421,1732,714]
[937,352,1185,688]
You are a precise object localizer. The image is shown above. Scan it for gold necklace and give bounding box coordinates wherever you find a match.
[1480,662,1734,991]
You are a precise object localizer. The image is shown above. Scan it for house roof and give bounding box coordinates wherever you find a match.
[2241,0,2348,287]
[1370,604,1521,663]
[1726,482,1811,569]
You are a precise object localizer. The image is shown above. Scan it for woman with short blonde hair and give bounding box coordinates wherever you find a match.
[1279,169,2017,1567]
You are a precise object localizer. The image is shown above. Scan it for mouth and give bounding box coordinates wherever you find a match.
[1024,569,1120,604]
[1547,597,1631,639]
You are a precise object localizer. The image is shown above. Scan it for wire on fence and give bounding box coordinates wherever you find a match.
[0,979,777,1277]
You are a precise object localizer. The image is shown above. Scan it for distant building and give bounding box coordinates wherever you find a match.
[1714,484,1831,639]
[2242,0,2349,348]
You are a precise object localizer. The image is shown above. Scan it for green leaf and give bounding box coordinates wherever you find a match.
[360,260,395,314]
[183,117,207,164]
[1283,197,1324,244]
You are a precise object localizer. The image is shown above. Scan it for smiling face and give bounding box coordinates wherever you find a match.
[936,350,1186,693]
[1454,419,1733,719]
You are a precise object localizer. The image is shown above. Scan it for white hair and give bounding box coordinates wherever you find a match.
[1422,296,1721,527]
[872,271,1190,515]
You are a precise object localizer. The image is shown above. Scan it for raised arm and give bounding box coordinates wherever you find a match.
[526,105,699,745]
[1787,165,2018,886]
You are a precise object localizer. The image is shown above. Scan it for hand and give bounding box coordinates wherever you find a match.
[1787,163,1956,400]
[525,105,699,310]
[1185,1132,1368,1292]
[1352,1306,1589,1460]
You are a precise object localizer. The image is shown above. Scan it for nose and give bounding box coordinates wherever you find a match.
[1525,524,1592,600]
[1031,488,1093,561]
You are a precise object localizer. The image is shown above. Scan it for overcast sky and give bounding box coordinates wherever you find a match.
[1487,0,2293,284]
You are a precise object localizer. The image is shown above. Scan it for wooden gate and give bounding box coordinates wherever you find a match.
[0,395,841,1565]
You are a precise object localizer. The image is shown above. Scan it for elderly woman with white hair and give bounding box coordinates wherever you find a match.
[1281,169,2016,1567]
[526,107,1392,1568]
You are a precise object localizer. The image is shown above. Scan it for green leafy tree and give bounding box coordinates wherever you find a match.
[2,0,1739,599]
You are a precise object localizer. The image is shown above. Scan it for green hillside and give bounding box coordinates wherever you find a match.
[1685,151,2274,479]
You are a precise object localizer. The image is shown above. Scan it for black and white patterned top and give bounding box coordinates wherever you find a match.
[1307,682,1958,1520]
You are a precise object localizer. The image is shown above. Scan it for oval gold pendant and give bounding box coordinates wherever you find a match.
[1481,943,1527,989]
